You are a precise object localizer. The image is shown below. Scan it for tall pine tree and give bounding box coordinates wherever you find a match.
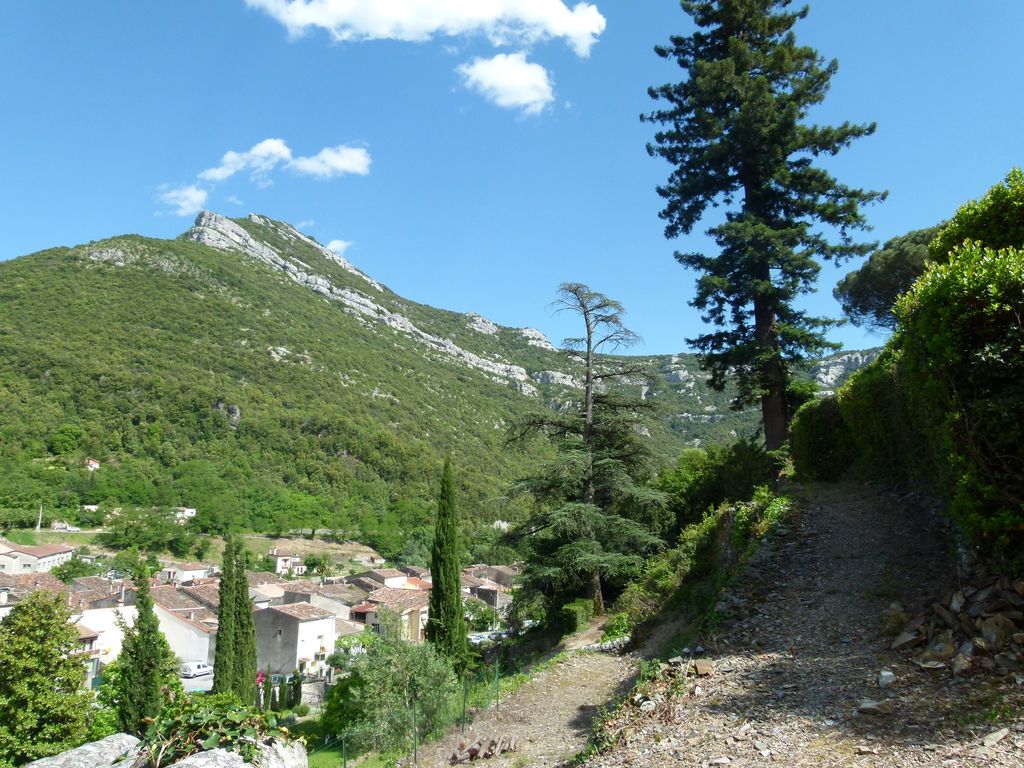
[426,458,469,676]
[212,536,237,694]
[509,284,664,613]
[231,545,258,705]
[644,0,884,450]
[116,567,178,735]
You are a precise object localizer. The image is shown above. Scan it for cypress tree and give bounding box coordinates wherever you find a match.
[117,567,177,735]
[426,458,469,675]
[644,0,885,450]
[232,544,258,704]
[260,671,273,712]
[212,536,236,694]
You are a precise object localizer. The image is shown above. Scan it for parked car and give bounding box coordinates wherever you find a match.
[180,661,213,678]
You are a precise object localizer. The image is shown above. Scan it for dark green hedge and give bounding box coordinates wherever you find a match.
[789,396,853,482]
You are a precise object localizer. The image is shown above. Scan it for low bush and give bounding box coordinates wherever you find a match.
[560,598,594,634]
[789,397,853,481]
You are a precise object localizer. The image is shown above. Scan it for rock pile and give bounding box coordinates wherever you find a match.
[888,575,1024,676]
[449,735,518,763]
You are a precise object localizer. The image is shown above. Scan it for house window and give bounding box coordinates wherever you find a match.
[21,564,31,570]
[276,629,282,637]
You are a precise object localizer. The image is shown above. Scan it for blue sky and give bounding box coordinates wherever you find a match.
[1,1,1021,355]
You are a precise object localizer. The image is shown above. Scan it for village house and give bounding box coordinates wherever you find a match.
[351,587,430,642]
[0,541,75,574]
[282,581,368,622]
[159,562,212,585]
[75,624,102,689]
[268,549,307,577]
[140,584,219,666]
[246,570,290,604]
[345,568,408,589]
[173,507,197,524]
[253,603,335,678]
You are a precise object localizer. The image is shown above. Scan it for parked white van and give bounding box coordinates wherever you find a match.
[180,661,213,678]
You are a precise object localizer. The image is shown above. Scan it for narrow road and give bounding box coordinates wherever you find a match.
[582,483,1024,767]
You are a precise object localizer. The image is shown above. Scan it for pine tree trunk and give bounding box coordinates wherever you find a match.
[589,570,604,615]
[753,289,788,452]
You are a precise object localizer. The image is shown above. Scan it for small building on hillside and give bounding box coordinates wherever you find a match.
[0,542,75,574]
[351,587,430,643]
[253,603,335,678]
[268,550,306,577]
[159,562,212,585]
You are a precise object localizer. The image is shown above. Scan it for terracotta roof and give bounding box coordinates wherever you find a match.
[460,574,486,589]
[167,562,208,572]
[367,587,430,611]
[282,580,321,594]
[317,584,368,604]
[8,544,74,558]
[344,576,383,592]
[182,585,221,610]
[245,570,287,587]
[406,577,432,590]
[335,618,365,636]
[75,623,99,641]
[268,603,334,622]
[12,573,69,597]
[72,576,118,593]
[351,602,375,614]
[150,585,206,612]
[369,568,405,579]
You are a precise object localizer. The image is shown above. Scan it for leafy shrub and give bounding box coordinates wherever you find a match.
[600,612,631,641]
[789,396,853,481]
[560,598,594,633]
[930,168,1024,258]
[140,693,290,768]
[293,703,310,717]
[894,243,1024,561]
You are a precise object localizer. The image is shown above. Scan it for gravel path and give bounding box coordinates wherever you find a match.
[582,482,1024,768]
[419,649,636,768]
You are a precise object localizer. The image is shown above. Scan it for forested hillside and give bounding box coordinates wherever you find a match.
[0,213,776,555]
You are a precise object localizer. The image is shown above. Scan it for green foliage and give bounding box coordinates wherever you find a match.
[0,592,90,765]
[322,611,457,755]
[834,226,940,329]
[930,168,1024,258]
[112,570,181,736]
[511,284,665,614]
[212,537,237,695]
[658,440,773,531]
[426,458,469,675]
[560,598,594,634]
[894,243,1024,561]
[232,544,258,707]
[0,218,747,553]
[464,598,500,632]
[600,611,632,642]
[288,672,303,710]
[96,507,197,558]
[51,555,103,583]
[139,692,290,768]
[789,397,854,481]
[644,0,884,449]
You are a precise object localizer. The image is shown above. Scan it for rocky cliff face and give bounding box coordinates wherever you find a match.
[810,348,882,392]
[23,734,307,768]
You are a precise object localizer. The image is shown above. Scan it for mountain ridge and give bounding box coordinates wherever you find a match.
[0,212,872,557]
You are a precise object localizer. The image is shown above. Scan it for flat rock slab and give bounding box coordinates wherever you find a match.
[25,734,140,768]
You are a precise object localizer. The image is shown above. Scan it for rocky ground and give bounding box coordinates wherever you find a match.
[582,483,1024,768]
[418,622,638,768]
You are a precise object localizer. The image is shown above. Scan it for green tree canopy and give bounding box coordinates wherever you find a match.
[0,592,89,764]
[644,0,885,449]
[930,168,1024,258]
[833,226,940,330]
[510,284,664,614]
[426,458,469,676]
[112,568,180,736]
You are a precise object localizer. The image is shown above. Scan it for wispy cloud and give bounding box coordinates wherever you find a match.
[458,52,554,115]
[246,0,606,57]
[288,145,371,178]
[327,239,352,256]
[157,138,370,216]
[158,184,208,217]
[199,138,370,183]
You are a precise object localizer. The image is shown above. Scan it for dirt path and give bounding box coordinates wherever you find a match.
[418,621,637,768]
[582,482,1024,767]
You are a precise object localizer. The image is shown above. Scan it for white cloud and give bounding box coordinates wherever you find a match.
[297,219,315,228]
[246,0,606,57]
[457,52,554,114]
[327,239,352,255]
[289,145,371,178]
[199,138,293,182]
[159,184,208,217]
[226,195,243,205]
